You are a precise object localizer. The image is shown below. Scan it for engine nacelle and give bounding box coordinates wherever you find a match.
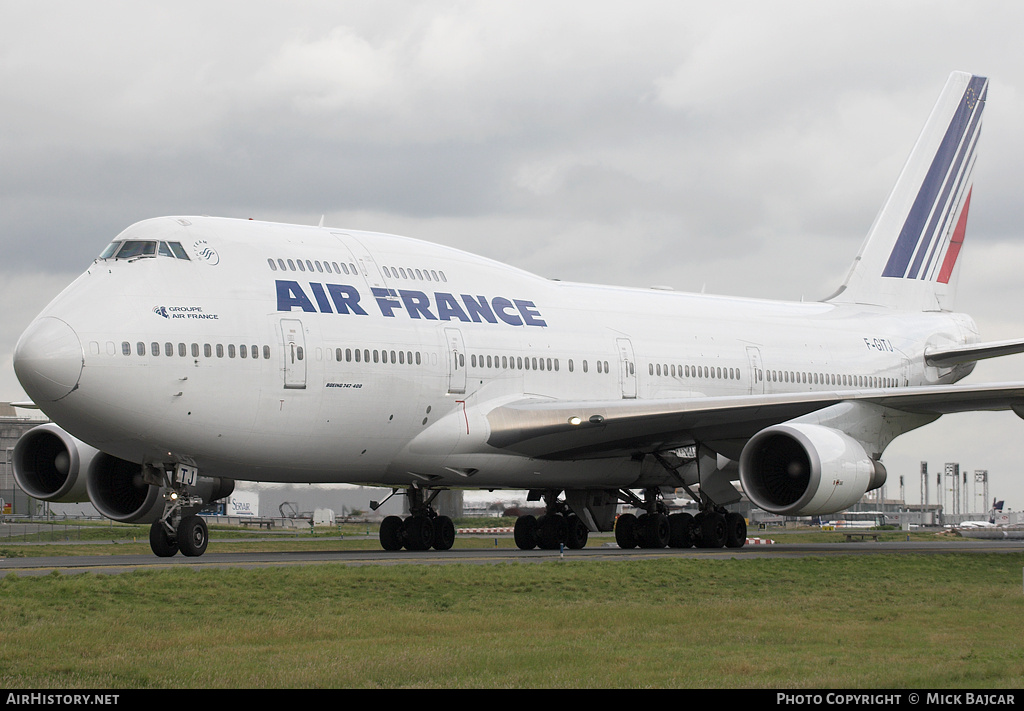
[87,457,234,523]
[738,423,886,516]
[12,424,95,503]
[12,423,233,523]
[86,453,162,523]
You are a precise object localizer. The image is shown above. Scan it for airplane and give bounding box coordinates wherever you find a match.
[12,70,1024,558]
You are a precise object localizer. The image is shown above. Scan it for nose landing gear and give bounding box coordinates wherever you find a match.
[146,463,212,558]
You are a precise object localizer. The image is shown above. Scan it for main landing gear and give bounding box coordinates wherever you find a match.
[513,491,590,551]
[613,487,747,550]
[373,487,457,552]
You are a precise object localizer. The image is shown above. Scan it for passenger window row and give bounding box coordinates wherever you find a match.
[471,353,561,372]
[469,354,615,374]
[267,257,450,286]
[106,338,900,389]
[329,347,425,366]
[650,363,742,380]
[268,257,359,277]
[120,341,272,360]
[381,265,448,283]
[766,370,898,388]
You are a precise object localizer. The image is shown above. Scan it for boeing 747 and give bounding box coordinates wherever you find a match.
[13,71,1024,556]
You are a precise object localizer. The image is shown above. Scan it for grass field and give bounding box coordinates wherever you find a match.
[0,530,1022,688]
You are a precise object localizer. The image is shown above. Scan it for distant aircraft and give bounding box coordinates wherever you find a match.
[12,71,1024,557]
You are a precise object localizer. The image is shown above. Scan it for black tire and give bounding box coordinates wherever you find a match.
[639,513,670,548]
[564,514,589,550]
[697,512,727,549]
[149,522,178,558]
[403,515,434,551]
[669,512,694,548]
[178,515,208,557]
[433,515,456,551]
[536,513,566,550]
[514,515,538,550]
[614,513,638,549]
[379,515,404,551]
[725,512,747,548]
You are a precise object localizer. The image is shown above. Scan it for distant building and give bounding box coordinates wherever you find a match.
[1,404,48,516]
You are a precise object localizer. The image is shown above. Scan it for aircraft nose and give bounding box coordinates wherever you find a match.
[13,317,84,403]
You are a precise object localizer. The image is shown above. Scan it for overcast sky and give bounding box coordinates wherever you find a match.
[4,1,1024,512]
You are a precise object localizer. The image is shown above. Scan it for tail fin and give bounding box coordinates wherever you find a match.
[828,71,987,311]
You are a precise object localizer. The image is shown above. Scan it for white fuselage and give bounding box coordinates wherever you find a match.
[21,216,978,489]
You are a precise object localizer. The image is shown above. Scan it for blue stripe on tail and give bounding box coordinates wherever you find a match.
[882,76,987,279]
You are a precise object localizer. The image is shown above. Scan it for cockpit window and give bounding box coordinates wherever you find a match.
[101,240,192,261]
[167,242,190,260]
[115,241,157,259]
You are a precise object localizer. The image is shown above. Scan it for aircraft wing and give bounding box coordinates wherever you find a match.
[484,382,1024,459]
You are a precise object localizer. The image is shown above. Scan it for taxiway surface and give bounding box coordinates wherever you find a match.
[2,539,1022,577]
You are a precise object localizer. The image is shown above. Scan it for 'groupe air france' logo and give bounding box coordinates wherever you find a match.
[193,240,220,265]
[152,305,220,320]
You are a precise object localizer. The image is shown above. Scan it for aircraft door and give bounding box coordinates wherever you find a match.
[281,318,307,389]
[445,328,467,394]
[615,338,637,399]
[332,233,386,289]
[745,346,764,395]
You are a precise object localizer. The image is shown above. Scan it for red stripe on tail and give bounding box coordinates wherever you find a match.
[937,188,972,284]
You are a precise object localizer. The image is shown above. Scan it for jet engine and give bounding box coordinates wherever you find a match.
[13,423,233,523]
[738,423,886,516]
[87,456,234,524]
[12,423,94,503]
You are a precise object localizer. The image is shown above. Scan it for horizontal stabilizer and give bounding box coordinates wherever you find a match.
[925,338,1024,367]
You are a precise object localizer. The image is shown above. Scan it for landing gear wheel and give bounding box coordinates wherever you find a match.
[564,514,589,549]
[536,513,567,550]
[149,522,178,558]
[696,512,727,549]
[725,512,747,548]
[514,515,538,550]
[379,515,405,551]
[178,515,208,557]
[638,513,671,548]
[669,512,694,548]
[615,513,639,549]
[404,515,434,551]
[432,515,456,551]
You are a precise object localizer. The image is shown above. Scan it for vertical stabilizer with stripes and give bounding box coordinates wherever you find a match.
[829,72,987,312]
